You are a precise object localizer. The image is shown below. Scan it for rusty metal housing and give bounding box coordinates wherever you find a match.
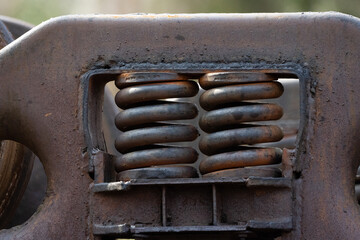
[0,12,360,240]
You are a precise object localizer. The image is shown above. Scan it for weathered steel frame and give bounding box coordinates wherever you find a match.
[87,69,296,240]
[0,12,359,239]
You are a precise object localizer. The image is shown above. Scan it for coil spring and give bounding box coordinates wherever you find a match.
[114,72,199,180]
[198,72,284,178]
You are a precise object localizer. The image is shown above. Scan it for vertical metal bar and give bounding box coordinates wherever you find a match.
[212,184,217,225]
[162,186,167,226]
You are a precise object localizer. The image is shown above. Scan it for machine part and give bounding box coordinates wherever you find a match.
[198,72,284,177]
[0,141,34,229]
[0,20,35,229]
[0,15,33,39]
[0,12,359,240]
[114,72,199,179]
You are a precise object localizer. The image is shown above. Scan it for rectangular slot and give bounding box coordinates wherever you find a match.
[98,72,300,181]
[92,186,162,227]
[218,185,292,224]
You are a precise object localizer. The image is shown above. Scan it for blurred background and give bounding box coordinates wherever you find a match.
[0,0,359,25]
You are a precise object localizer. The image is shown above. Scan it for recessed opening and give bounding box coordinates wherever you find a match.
[0,140,47,229]
[93,72,297,239]
[99,72,300,180]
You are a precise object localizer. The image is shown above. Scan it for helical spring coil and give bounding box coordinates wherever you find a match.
[114,72,199,180]
[198,72,284,178]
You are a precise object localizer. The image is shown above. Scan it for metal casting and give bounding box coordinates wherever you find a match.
[0,12,359,240]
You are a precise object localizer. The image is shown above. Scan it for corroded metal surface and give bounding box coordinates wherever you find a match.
[199,125,283,154]
[115,147,198,171]
[199,147,283,174]
[199,81,284,110]
[0,12,359,240]
[115,73,199,179]
[198,73,285,178]
[198,72,284,178]
[0,20,34,229]
[199,72,276,89]
[199,103,284,132]
[118,166,199,180]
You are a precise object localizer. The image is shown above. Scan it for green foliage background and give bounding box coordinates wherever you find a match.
[0,0,359,25]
